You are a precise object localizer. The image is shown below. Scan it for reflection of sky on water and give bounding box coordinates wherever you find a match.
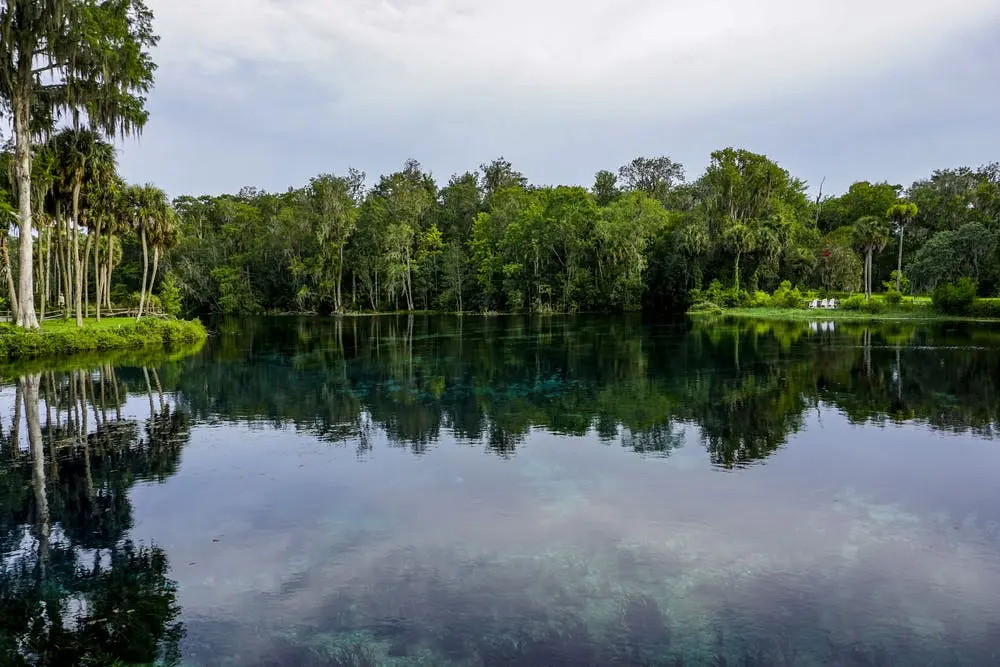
[126,404,1000,664]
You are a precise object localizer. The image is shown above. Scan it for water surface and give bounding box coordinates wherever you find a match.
[2,315,999,665]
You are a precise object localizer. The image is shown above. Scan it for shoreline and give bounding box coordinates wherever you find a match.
[701,307,1000,324]
[0,317,208,363]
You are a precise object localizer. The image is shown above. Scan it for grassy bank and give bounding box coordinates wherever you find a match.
[703,306,1000,323]
[0,317,208,362]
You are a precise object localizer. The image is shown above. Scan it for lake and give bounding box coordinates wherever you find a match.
[1,315,999,666]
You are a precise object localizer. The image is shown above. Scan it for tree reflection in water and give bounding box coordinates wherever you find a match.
[177,315,999,465]
[0,364,188,665]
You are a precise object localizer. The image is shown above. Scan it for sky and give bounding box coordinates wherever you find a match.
[118,0,1000,199]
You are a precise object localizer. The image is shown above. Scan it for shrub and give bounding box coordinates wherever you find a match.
[160,272,183,317]
[749,291,772,308]
[860,298,885,314]
[883,289,903,306]
[687,301,723,315]
[841,295,866,311]
[883,271,911,295]
[932,278,977,315]
[771,281,803,309]
[968,298,1000,319]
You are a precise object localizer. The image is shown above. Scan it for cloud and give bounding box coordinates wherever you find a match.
[148,0,999,120]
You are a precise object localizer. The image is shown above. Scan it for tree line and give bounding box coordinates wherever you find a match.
[165,152,1000,316]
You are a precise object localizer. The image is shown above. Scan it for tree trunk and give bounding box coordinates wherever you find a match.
[2,235,19,319]
[94,219,103,321]
[83,228,93,320]
[24,374,49,574]
[147,246,160,315]
[13,97,39,329]
[335,245,344,313]
[733,250,741,292]
[62,215,73,320]
[42,226,50,320]
[12,382,22,457]
[896,226,905,292]
[137,226,149,321]
[105,227,114,309]
[73,182,84,327]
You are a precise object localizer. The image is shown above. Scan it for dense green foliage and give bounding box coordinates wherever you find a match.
[157,154,1000,317]
[0,317,206,361]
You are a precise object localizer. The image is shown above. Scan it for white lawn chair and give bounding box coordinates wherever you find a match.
[828,298,838,310]
[819,299,829,309]
[808,299,819,309]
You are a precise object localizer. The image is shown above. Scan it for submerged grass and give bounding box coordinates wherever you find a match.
[0,317,208,362]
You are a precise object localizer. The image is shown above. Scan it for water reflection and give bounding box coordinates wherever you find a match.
[179,316,999,464]
[0,363,188,665]
[0,317,999,665]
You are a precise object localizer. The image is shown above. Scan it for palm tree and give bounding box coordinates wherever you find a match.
[723,220,758,292]
[0,1,157,329]
[131,184,170,321]
[50,129,117,326]
[887,201,918,292]
[146,205,178,317]
[85,170,123,322]
[852,215,891,299]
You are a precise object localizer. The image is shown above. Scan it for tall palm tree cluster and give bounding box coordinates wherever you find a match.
[0,128,177,325]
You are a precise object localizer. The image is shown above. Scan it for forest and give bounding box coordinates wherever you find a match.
[160,155,1000,316]
[1,1,999,324]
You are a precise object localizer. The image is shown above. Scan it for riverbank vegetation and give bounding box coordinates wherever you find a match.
[3,4,999,326]
[0,317,206,362]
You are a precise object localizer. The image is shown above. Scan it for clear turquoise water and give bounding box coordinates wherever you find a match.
[1,315,999,665]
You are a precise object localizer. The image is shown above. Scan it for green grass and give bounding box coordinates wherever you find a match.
[711,306,1000,323]
[40,317,147,332]
[0,317,208,362]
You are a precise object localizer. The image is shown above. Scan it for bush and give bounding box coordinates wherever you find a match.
[771,281,803,309]
[697,280,750,308]
[749,291,772,308]
[932,278,978,315]
[860,298,884,314]
[968,298,1000,319]
[687,301,723,315]
[883,289,903,306]
[883,271,911,295]
[160,273,183,317]
[841,295,866,311]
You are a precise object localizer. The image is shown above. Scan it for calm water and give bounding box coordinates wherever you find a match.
[1,315,999,666]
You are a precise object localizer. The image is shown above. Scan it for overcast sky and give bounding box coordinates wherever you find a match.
[118,0,1000,199]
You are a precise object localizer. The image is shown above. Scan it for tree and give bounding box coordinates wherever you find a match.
[817,181,901,233]
[365,160,436,311]
[129,183,169,321]
[479,157,527,202]
[700,148,812,292]
[50,129,116,326]
[300,172,361,312]
[0,0,158,328]
[908,223,998,292]
[886,200,918,292]
[594,192,671,309]
[592,170,620,206]
[852,215,891,299]
[617,156,684,204]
